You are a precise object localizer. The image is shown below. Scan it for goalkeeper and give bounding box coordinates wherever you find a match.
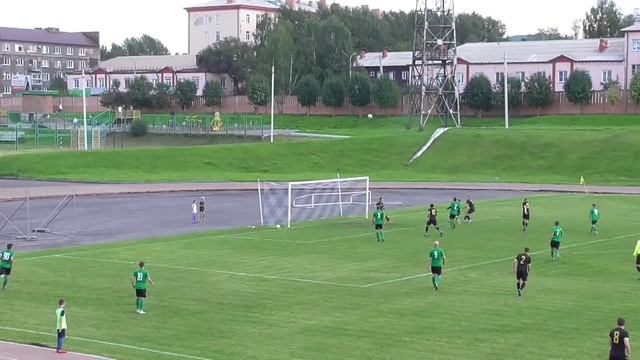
[376,197,392,223]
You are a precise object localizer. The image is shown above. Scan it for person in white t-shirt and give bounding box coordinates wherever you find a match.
[191,200,198,224]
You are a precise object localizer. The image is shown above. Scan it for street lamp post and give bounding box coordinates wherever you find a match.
[81,68,88,151]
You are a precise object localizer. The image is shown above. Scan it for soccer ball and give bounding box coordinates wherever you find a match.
[276,224,281,229]
[367,114,373,119]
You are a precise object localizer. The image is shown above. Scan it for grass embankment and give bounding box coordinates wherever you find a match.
[0,115,638,184]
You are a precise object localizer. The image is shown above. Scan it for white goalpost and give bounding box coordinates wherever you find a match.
[257,176,371,228]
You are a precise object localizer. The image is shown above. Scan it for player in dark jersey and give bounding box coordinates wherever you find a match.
[425,204,443,237]
[376,197,392,223]
[199,197,206,223]
[609,317,631,360]
[513,247,532,297]
[464,196,475,223]
[522,198,531,231]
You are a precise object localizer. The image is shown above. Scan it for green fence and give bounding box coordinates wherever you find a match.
[0,122,71,151]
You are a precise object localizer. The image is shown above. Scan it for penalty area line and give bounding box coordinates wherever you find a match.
[0,326,212,360]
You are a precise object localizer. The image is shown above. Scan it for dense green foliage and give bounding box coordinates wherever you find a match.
[296,75,321,114]
[582,0,635,38]
[524,73,554,111]
[348,72,371,108]
[100,34,170,60]
[372,76,400,110]
[494,76,523,109]
[321,77,346,110]
[247,76,270,110]
[203,80,224,107]
[174,80,198,110]
[463,74,493,115]
[197,39,256,93]
[564,70,593,105]
[630,73,640,105]
[127,76,154,109]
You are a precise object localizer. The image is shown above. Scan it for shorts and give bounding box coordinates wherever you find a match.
[550,240,560,250]
[199,207,205,213]
[609,352,627,360]
[522,214,530,220]
[431,266,442,275]
[636,255,640,265]
[449,214,456,220]
[466,209,475,215]
[591,220,598,225]
[375,224,383,230]
[0,267,11,276]
[426,219,438,227]
[135,289,147,298]
[516,269,529,282]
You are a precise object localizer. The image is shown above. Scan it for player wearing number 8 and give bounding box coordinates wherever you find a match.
[131,261,154,314]
[609,317,631,360]
[428,241,446,291]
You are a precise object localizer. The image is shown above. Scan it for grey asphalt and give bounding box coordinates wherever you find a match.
[0,187,527,252]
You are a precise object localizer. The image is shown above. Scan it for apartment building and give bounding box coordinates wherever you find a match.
[356,23,640,93]
[0,27,99,96]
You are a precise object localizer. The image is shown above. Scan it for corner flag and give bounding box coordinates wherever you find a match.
[580,176,588,194]
[580,176,585,185]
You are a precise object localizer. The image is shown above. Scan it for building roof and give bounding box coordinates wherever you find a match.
[0,27,99,47]
[186,0,280,11]
[621,23,640,32]
[356,38,625,68]
[95,55,200,73]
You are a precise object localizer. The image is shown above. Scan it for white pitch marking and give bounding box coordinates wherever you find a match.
[0,340,114,360]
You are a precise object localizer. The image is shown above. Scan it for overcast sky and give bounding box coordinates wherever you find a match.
[1,0,638,54]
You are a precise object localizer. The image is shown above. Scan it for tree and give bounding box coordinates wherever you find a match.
[582,0,626,38]
[296,75,321,115]
[321,77,346,115]
[197,39,256,93]
[455,12,506,45]
[494,76,523,110]
[373,76,399,112]
[349,72,371,113]
[531,28,572,40]
[100,80,129,109]
[247,76,269,113]
[564,70,593,105]
[203,80,224,108]
[174,80,198,110]
[101,34,169,60]
[49,77,68,96]
[151,83,172,109]
[630,73,640,105]
[525,73,554,114]
[256,20,299,97]
[604,80,622,106]
[128,76,153,109]
[463,74,493,117]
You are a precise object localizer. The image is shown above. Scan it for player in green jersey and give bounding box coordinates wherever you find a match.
[0,243,16,290]
[372,205,385,243]
[455,197,462,224]
[589,204,600,235]
[55,298,67,353]
[428,241,446,290]
[550,221,564,261]
[447,198,458,229]
[131,261,154,314]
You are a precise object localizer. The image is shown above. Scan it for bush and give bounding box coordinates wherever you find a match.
[130,120,148,137]
[630,73,640,105]
[203,80,224,107]
[564,70,592,105]
[247,76,269,113]
[373,76,400,111]
[463,74,493,117]
[524,73,554,113]
[349,72,371,110]
[322,77,346,111]
[296,75,321,115]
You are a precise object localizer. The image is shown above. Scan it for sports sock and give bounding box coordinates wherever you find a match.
[136,298,140,310]
[375,232,380,241]
[380,232,384,241]
[520,282,526,291]
[425,226,429,234]
[140,300,144,311]
[2,276,7,289]
[516,282,520,290]
[432,277,436,287]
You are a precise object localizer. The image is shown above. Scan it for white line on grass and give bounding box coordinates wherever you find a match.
[0,326,212,360]
[362,232,640,287]
[0,340,113,359]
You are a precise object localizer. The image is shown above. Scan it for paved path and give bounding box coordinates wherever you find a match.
[0,179,638,201]
[0,341,110,360]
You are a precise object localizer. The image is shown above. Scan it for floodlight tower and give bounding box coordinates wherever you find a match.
[408,0,461,131]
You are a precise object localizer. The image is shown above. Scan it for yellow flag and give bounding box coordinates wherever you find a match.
[580,176,585,185]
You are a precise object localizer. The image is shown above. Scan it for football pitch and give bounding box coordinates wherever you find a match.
[1,194,639,359]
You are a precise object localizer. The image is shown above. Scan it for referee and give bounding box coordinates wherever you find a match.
[633,240,640,274]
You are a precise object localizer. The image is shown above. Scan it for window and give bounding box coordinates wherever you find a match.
[42,87,48,91]
[54,46,61,55]
[42,73,50,81]
[151,78,157,86]
[456,72,464,85]
[2,86,10,94]
[192,77,200,87]
[74,79,80,89]
[41,45,49,54]
[516,71,526,82]
[2,57,10,66]
[16,58,24,66]
[79,60,87,69]
[15,44,24,52]
[633,64,640,76]
[28,44,36,53]
[56,71,64,79]
[98,78,105,88]
[86,79,92,88]
[206,15,212,23]
[32,73,41,81]
[215,15,221,25]
[245,31,250,41]
[66,60,74,69]
[216,31,221,41]
[66,47,74,55]
[256,14,261,24]
[246,14,250,23]
[55,61,62,69]
[537,71,546,78]
[41,59,49,68]
[558,70,568,83]
[79,48,86,56]
[124,78,132,89]
[1,43,9,52]
[633,40,640,52]
[111,79,119,88]
[401,71,408,80]
[30,59,38,69]
[164,77,173,86]
[205,31,210,41]
[2,73,10,80]
[388,71,395,80]
[495,72,504,84]
[220,78,226,89]
[602,70,612,83]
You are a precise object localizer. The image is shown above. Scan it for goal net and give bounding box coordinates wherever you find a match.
[258,177,371,228]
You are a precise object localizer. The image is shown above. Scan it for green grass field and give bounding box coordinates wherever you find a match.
[2,194,639,359]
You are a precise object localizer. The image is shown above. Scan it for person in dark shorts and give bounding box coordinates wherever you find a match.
[447,198,458,229]
[372,205,385,243]
[633,240,640,275]
[199,197,206,223]
[0,243,15,290]
[609,317,631,360]
[550,221,564,261]
[428,241,446,290]
[425,204,443,237]
[522,198,530,231]
[131,261,154,314]
[513,247,532,297]
[376,197,392,223]
[464,196,475,223]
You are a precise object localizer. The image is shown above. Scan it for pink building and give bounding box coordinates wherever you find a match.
[66,55,232,96]
[357,23,640,92]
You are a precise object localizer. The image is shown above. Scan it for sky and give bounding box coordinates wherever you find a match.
[0,0,638,54]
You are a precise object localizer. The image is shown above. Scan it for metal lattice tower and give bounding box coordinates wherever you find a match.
[408,0,461,131]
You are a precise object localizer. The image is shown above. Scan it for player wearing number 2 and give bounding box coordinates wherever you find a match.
[513,247,532,297]
[428,241,446,291]
[131,261,154,314]
[609,317,631,360]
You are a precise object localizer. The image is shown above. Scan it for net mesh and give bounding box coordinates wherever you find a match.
[259,178,370,227]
